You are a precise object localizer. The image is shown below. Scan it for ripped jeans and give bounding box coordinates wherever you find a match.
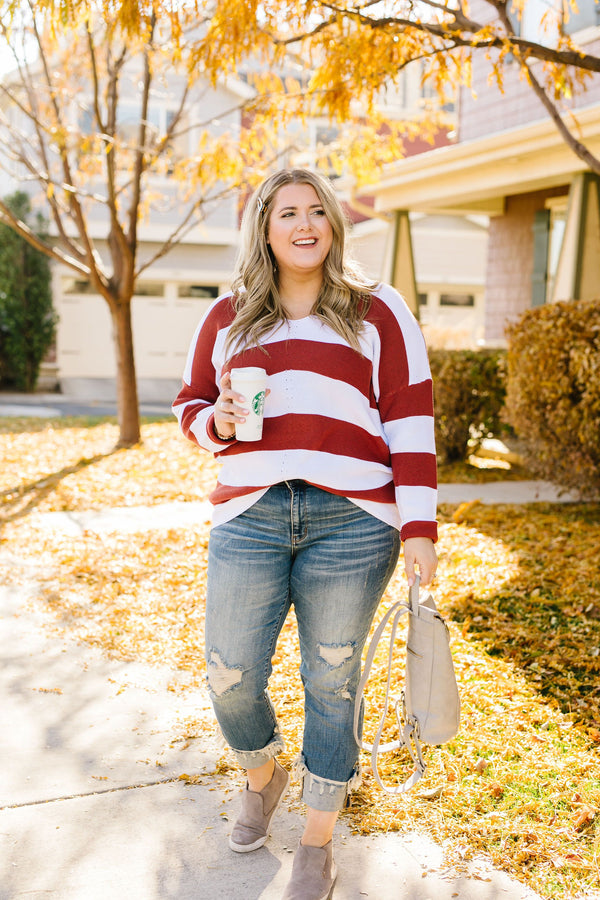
[205,480,400,812]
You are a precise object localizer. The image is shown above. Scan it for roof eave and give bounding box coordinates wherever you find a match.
[373,103,600,215]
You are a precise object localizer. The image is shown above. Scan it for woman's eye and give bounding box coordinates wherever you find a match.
[278,208,325,218]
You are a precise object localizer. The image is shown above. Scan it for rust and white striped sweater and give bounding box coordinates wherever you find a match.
[173,282,437,542]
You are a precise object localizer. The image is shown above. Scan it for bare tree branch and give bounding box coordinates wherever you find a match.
[0,81,90,263]
[127,11,156,263]
[26,0,104,286]
[491,0,600,175]
[0,199,90,273]
[525,63,600,175]
[85,17,107,133]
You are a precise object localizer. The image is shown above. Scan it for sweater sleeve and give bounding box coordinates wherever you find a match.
[172,294,237,454]
[370,284,438,543]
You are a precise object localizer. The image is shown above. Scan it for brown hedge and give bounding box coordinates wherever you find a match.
[504,299,600,499]
[429,349,507,463]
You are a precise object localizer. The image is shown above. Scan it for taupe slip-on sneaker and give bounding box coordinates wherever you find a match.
[228,759,290,853]
[282,840,337,900]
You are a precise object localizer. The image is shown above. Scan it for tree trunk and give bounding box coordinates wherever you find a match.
[110,298,141,447]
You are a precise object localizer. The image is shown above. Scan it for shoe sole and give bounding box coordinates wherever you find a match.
[325,866,337,899]
[228,832,269,853]
[228,771,290,853]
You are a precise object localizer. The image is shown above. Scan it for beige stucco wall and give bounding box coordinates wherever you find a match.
[350,213,488,348]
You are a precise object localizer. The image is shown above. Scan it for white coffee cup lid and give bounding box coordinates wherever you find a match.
[231,367,267,377]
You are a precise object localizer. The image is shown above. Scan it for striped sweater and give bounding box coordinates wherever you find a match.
[173,282,437,542]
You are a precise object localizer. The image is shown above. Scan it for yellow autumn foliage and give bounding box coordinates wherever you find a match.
[1,417,599,899]
[505,299,600,499]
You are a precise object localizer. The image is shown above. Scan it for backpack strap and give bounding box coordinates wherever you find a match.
[353,580,428,794]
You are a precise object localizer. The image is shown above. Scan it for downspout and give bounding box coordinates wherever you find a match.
[346,189,392,223]
[390,210,401,287]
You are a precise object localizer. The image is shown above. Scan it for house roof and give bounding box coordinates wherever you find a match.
[372,103,600,216]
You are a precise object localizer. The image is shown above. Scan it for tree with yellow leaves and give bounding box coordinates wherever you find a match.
[4,1,596,445]
[20,1,600,172]
[0,4,281,445]
[0,1,416,446]
[200,0,600,173]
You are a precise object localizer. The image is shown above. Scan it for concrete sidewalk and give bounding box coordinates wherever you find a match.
[0,567,543,900]
[27,478,583,542]
[1,395,565,900]
[0,391,172,419]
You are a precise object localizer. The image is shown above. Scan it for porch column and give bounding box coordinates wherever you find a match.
[552,172,600,303]
[390,209,419,316]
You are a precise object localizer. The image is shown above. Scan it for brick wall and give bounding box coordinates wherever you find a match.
[484,187,568,343]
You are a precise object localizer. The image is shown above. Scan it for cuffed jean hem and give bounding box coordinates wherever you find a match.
[227,726,286,770]
[293,754,362,812]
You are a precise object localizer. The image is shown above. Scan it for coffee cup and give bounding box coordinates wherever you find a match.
[230,367,268,441]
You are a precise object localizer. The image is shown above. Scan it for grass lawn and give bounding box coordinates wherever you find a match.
[1,417,599,899]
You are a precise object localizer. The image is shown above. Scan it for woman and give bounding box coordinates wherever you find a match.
[173,168,437,900]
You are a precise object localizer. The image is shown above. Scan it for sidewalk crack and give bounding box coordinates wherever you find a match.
[1,777,182,810]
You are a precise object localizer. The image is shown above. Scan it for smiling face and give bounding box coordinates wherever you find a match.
[267,183,334,282]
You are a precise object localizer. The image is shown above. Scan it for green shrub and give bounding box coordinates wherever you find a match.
[0,192,56,392]
[429,349,507,463]
[504,299,600,499]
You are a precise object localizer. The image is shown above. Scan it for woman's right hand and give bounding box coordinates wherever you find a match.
[213,372,249,440]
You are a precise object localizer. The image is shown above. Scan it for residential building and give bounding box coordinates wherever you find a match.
[51,71,253,402]
[340,73,488,349]
[1,41,482,399]
[0,42,257,401]
[369,0,600,346]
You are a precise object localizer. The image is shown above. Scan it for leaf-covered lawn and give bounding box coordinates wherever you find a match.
[1,418,599,899]
[0,417,221,520]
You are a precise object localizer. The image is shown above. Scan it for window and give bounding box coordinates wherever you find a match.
[563,0,600,33]
[315,124,341,178]
[62,277,97,294]
[177,284,220,299]
[418,292,428,306]
[79,102,186,170]
[439,293,475,307]
[509,0,599,43]
[419,61,436,102]
[531,209,551,307]
[165,110,190,163]
[288,120,341,176]
[133,281,164,297]
[117,103,161,150]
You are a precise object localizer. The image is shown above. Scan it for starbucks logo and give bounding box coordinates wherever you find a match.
[252,390,266,416]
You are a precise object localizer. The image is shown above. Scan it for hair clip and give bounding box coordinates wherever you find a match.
[256,196,265,213]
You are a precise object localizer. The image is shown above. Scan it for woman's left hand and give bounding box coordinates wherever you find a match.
[403,537,438,587]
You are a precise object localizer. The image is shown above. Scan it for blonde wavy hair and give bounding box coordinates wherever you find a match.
[226,168,376,356]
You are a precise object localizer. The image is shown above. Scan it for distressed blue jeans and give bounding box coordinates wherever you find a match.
[205,481,400,812]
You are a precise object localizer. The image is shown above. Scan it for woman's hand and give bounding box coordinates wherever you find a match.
[403,537,438,587]
[213,372,249,440]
